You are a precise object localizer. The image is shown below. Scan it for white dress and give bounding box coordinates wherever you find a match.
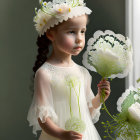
[27,61,102,140]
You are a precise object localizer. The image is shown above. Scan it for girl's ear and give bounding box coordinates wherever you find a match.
[46,30,54,41]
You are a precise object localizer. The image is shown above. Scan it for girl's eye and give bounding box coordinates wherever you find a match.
[81,30,86,33]
[67,30,86,34]
[68,31,75,34]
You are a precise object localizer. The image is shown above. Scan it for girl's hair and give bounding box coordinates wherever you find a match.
[29,34,51,96]
[32,34,51,78]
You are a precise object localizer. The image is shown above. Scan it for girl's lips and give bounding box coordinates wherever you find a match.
[74,47,82,49]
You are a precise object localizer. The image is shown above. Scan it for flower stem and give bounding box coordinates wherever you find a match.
[101,77,116,121]
[73,83,81,119]
[69,87,73,118]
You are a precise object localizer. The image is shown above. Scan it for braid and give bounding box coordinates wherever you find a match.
[29,34,51,97]
[33,34,51,77]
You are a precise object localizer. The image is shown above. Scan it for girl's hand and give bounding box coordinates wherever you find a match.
[60,130,83,140]
[97,79,111,102]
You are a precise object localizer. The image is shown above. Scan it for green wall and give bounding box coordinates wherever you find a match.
[0,0,125,139]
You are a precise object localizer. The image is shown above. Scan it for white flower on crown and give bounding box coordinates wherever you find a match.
[34,11,52,34]
[42,1,53,8]
[34,0,92,35]
[53,3,71,18]
[66,0,85,6]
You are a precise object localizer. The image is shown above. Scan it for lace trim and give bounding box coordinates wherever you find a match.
[44,61,76,69]
[27,106,58,135]
[90,105,102,124]
[38,6,92,36]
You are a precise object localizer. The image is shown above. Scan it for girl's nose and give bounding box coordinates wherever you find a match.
[75,34,82,44]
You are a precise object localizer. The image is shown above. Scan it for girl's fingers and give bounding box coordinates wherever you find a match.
[98,86,110,91]
[71,132,82,139]
[98,81,110,86]
[72,131,82,136]
[72,135,82,139]
[104,90,110,95]
[98,85,110,90]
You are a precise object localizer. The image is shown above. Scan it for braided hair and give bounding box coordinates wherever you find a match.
[33,33,51,78]
[29,33,51,95]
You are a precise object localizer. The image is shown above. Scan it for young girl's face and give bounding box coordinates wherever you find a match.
[47,15,88,56]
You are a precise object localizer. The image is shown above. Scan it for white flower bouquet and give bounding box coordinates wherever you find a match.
[102,86,140,139]
[82,30,133,79]
[82,30,133,117]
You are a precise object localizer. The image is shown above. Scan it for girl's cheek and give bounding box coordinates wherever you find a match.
[62,36,74,47]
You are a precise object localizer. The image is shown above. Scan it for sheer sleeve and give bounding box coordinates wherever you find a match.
[84,68,101,124]
[27,68,58,135]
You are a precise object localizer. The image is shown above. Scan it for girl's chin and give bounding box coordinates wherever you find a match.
[72,52,81,56]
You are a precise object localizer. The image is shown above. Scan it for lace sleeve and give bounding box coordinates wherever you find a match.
[84,68,101,124]
[27,68,58,135]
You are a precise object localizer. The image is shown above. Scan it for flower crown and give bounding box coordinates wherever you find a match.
[34,0,92,36]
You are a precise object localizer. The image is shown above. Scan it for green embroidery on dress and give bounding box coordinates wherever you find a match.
[64,75,86,133]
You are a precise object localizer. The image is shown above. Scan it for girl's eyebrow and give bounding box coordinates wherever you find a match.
[64,26,87,30]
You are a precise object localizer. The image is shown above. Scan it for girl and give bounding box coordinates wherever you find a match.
[27,0,111,140]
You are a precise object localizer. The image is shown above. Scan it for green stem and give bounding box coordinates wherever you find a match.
[72,0,75,7]
[73,83,81,119]
[106,128,115,140]
[101,77,116,121]
[78,83,81,119]
[41,8,55,16]
[69,87,73,118]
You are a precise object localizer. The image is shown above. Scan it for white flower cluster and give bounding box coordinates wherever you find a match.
[82,30,133,79]
[128,102,140,122]
[34,0,91,36]
[65,116,86,133]
[117,86,140,123]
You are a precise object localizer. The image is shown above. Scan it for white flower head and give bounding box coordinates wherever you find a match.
[128,102,140,122]
[82,30,133,79]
